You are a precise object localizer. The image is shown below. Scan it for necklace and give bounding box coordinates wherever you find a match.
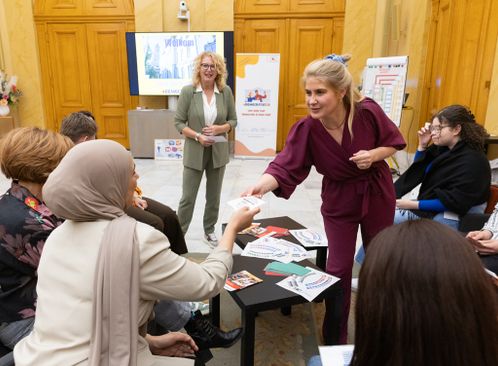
[321,118,346,131]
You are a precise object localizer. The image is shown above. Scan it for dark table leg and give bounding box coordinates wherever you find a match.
[240,309,256,366]
[209,294,220,328]
[316,248,327,270]
[280,306,291,316]
[322,287,343,345]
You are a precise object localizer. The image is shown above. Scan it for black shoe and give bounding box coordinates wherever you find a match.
[185,311,243,349]
[194,348,213,364]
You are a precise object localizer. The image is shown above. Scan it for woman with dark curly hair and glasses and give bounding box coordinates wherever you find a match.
[394,104,491,229]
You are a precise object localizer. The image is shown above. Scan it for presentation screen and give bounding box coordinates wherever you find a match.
[126,31,233,96]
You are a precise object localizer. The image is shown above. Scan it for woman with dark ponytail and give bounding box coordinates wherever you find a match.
[243,54,406,344]
[395,105,491,229]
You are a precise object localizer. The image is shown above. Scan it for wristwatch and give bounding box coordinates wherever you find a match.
[194,132,201,142]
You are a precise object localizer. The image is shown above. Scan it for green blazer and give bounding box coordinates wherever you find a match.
[174,84,237,171]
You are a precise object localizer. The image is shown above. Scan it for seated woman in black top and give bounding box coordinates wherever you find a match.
[394,104,490,229]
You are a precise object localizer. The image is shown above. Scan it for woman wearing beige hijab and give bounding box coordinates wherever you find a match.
[14,140,259,365]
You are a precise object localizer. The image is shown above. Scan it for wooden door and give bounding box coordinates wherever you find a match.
[34,0,134,146]
[87,23,132,146]
[47,24,93,131]
[421,0,498,124]
[285,19,336,145]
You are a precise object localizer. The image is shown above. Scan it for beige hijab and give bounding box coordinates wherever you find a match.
[43,139,139,366]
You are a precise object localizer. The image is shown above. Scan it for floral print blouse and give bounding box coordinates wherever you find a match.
[0,182,63,324]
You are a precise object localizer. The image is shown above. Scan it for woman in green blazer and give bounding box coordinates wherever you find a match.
[175,51,237,247]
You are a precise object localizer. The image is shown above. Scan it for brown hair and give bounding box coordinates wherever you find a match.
[192,51,227,90]
[433,104,488,151]
[302,54,363,137]
[60,111,98,143]
[0,127,73,184]
[352,219,498,366]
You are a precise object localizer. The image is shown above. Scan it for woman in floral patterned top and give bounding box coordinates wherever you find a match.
[0,127,72,350]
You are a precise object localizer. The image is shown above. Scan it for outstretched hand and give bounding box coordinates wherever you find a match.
[228,207,261,233]
[241,185,264,198]
[241,174,279,198]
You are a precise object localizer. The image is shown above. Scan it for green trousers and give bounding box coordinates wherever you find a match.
[177,148,226,235]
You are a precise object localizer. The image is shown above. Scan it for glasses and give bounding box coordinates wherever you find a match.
[429,125,451,133]
[200,63,216,71]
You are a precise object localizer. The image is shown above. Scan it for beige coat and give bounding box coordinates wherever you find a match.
[14,220,232,365]
[174,84,237,171]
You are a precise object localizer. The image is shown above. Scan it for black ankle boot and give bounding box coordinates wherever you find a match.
[185,311,243,349]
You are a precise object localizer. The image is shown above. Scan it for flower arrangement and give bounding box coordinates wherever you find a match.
[0,70,22,106]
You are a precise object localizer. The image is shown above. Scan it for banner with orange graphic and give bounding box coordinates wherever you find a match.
[235,53,280,158]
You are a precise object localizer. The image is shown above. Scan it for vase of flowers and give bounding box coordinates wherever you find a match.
[0,70,22,116]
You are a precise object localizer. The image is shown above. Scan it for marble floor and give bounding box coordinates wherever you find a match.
[131,157,327,254]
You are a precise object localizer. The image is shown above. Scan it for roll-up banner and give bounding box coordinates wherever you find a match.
[235,53,280,158]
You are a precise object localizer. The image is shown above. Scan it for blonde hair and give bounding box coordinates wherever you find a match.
[0,127,73,184]
[192,51,228,90]
[302,54,363,137]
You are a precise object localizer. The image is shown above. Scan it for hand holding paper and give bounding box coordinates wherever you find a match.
[205,135,227,143]
[228,196,266,210]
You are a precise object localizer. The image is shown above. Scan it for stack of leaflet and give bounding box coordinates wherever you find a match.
[264,261,340,301]
[264,261,311,276]
[241,236,309,263]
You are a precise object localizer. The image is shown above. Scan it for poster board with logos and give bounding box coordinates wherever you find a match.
[154,139,184,160]
[235,53,280,158]
[362,56,408,127]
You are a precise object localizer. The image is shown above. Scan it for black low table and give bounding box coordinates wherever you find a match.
[226,216,328,270]
[210,255,342,366]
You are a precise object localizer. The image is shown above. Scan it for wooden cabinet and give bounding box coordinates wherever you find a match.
[34,0,133,17]
[34,0,135,147]
[235,1,345,149]
[236,0,343,13]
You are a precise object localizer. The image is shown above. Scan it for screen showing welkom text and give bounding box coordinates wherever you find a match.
[132,32,225,96]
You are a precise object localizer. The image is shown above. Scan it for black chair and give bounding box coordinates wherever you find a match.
[458,185,498,233]
[459,213,491,233]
